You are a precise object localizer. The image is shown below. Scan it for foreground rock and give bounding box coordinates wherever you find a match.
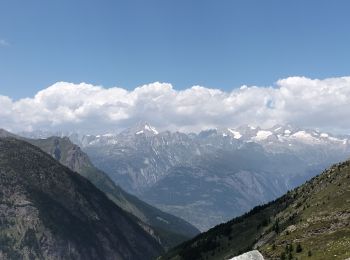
[229,250,264,260]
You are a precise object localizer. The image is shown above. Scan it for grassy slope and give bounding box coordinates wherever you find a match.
[162,160,350,260]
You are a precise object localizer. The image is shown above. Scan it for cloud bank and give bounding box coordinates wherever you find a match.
[1,76,350,133]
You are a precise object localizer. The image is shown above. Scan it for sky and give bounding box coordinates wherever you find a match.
[1,1,350,133]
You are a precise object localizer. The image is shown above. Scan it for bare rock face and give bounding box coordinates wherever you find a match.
[0,137,163,259]
[0,129,16,138]
[26,136,200,249]
[229,250,264,260]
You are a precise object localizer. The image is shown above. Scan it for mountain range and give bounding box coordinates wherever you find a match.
[4,123,350,259]
[20,123,350,231]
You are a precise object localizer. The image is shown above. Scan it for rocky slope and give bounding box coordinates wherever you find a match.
[0,129,199,249]
[0,137,163,259]
[28,136,200,249]
[161,159,350,260]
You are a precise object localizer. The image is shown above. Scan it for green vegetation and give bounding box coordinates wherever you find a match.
[162,160,350,260]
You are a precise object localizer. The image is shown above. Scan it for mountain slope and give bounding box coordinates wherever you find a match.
[141,143,308,231]
[162,159,350,260]
[20,124,350,231]
[0,137,163,259]
[60,124,350,231]
[26,136,199,249]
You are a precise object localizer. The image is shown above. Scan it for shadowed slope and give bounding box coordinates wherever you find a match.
[28,136,200,249]
[0,137,163,259]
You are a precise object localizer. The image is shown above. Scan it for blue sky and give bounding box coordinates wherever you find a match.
[1,0,350,100]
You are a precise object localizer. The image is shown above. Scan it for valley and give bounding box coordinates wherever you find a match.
[162,159,350,259]
[23,123,350,231]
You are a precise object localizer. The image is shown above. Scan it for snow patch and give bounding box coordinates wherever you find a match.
[328,136,341,142]
[320,133,329,138]
[228,129,242,139]
[284,129,291,135]
[291,131,318,143]
[156,216,169,224]
[136,130,144,135]
[144,124,159,134]
[253,130,272,141]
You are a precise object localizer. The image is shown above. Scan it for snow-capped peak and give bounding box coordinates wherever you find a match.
[227,128,242,139]
[252,130,272,141]
[121,121,159,136]
[290,131,317,143]
[218,125,349,148]
[144,124,159,135]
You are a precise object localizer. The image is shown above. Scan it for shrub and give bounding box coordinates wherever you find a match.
[296,243,302,253]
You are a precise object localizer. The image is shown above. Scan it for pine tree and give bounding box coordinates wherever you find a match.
[296,243,302,253]
[273,219,280,233]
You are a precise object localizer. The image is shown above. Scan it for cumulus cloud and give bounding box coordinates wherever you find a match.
[1,76,350,133]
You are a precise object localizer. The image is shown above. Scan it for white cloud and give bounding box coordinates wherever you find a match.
[1,76,350,133]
